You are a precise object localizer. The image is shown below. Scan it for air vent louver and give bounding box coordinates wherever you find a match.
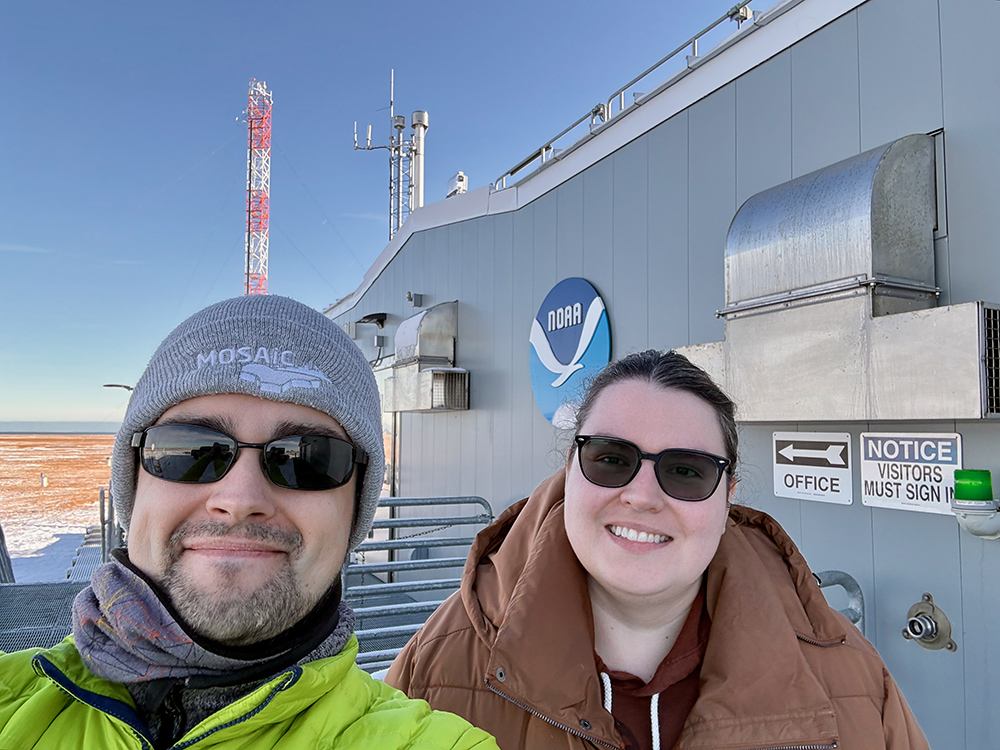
[432,370,469,410]
[984,306,1000,416]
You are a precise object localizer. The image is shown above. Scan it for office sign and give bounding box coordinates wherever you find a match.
[529,278,611,427]
[860,432,962,515]
[773,432,853,504]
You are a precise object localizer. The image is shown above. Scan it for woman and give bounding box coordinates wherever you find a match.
[385,350,929,750]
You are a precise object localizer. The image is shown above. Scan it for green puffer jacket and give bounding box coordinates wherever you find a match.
[0,635,499,750]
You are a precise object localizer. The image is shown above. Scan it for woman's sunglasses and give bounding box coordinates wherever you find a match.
[574,435,730,502]
[132,423,367,491]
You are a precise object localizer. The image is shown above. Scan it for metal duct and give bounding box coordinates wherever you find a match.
[723,134,937,318]
[393,301,456,366]
[678,134,1000,421]
[385,301,469,412]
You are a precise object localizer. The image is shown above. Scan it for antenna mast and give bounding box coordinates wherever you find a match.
[355,70,428,240]
[245,79,272,295]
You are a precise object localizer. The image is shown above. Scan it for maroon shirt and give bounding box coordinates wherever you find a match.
[594,587,710,750]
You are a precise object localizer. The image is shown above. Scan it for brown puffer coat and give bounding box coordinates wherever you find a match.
[386,470,930,750]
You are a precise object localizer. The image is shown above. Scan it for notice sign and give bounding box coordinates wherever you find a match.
[860,433,962,515]
[773,432,853,505]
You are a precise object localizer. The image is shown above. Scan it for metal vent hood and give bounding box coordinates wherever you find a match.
[678,134,1000,421]
[725,134,938,318]
[384,301,470,412]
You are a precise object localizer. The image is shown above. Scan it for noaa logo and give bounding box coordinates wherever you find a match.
[529,278,611,428]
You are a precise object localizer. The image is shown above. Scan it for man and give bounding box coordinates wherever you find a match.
[0,295,498,750]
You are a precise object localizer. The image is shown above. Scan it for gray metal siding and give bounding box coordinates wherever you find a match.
[939,0,1000,305]
[857,0,943,150]
[646,113,690,350]
[491,213,516,507]
[582,157,615,299]
[555,174,584,280]
[687,84,734,344]
[790,13,861,177]
[612,136,650,355]
[735,50,792,208]
[511,204,538,493]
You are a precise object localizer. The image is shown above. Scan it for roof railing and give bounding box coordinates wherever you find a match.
[493,1,756,191]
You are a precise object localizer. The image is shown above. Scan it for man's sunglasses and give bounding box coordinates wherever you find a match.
[574,435,730,502]
[132,423,367,491]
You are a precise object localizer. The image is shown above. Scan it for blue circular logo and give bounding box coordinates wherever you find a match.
[529,278,611,427]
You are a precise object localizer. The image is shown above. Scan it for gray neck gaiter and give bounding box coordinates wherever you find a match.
[72,553,353,684]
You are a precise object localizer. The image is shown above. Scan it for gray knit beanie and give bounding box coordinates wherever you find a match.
[111,295,384,552]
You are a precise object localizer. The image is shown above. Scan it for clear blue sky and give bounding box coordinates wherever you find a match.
[1,0,738,426]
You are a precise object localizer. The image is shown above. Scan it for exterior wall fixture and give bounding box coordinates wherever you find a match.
[446,172,468,198]
[677,134,1000,422]
[384,301,469,412]
[952,469,1000,540]
[902,593,957,651]
[357,312,387,328]
[814,569,865,635]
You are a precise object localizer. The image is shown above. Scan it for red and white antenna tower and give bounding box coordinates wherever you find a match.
[245,80,272,295]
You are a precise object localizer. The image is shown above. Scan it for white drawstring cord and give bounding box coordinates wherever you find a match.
[650,692,661,750]
[601,671,661,750]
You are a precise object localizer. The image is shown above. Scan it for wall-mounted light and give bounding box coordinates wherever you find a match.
[406,291,424,308]
[357,312,388,328]
[952,469,1000,540]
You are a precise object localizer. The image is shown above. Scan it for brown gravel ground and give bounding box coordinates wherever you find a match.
[0,434,115,556]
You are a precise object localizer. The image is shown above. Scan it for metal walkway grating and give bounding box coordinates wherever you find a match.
[68,546,103,582]
[0,582,88,652]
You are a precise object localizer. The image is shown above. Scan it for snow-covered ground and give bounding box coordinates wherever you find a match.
[9,531,88,583]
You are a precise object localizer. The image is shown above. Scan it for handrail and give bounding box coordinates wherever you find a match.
[0,523,14,584]
[348,496,494,672]
[377,496,493,515]
[815,569,866,636]
[347,556,466,575]
[494,106,607,191]
[355,536,477,552]
[493,1,755,191]
[371,515,493,530]
[99,487,123,561]
[345,578,461,597]
[604,2,753,119]
[352,600,443,619]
